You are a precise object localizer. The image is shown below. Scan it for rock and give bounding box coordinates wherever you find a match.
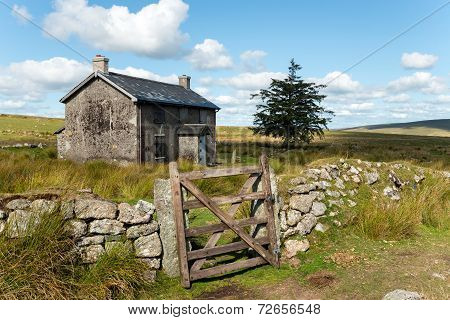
[342,174,349,182]
[352,175,361,184]
[6,199,31,210]
[78,188,93,194]
[0,221,5,233]
[60,200,75,220]
[414,174,425,183]
[289,194,316,213]
[339,191,347,197]
[320,168,332,180]
[329,211,339,217]
[357,159,362,164]
[289,177,307,185]
[282,228,296,239]
[442,171,450,179]
[383,289,422,300]
[315,180,331,190]
[325,190,340,198]
[347,199,357,207]
[118,202,151,224]
[134,233,162,258]
[389,171,404,188]
[327,165,340,179]
[304,169,321,181]
[126,221,159,239]
[0,209,7,219]
[315,222,329,233]
[279,211,288,231]
[328,199,344,208]
[310,201,327,217]
[77,235,104,246]
[284,239,310,258]
[154,178,178,277]
[333,220,342,227]
[365,171,379,185]
[105,241,131,253]
[30,199,59,215]
[348,189,357,196]
[135,200,155,214]
[295,214,317,235]
[383,187,401,200]
[75,199,117,220]
[89,219,125,235]
[143,270,157,282]
[6,210,41,237]
[140,258,161,270]
[348,166,359,175]
[286,209,303,226]
[289,183,317,194]
[334,177,345,189]
[376,162,382,167]
[431,273,446,280]
[310,191,325,201]
[80,245,105,264]
[65,219,87,238]
[339,158,345,164]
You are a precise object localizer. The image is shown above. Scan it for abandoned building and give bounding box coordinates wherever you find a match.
[56,55,219,165]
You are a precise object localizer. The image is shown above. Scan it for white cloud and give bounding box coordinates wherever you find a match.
[209,95,241,106]
[43,0,189,58]
[110,66,178,84]
[0,57,89,101]
[348,102,374,110]
[401,52,438,69]
[312,71,361,93]
[0,99,26,109]
[240,50,267,72]
[391,112,408,119]
[186,39,233,70]
[214,72,285,90]
[384,93,410,103]
[12,4,32,23]
[387,72,446,94]
[429,94,450,104]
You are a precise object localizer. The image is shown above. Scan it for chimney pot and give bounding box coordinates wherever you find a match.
[92,55,109,73]
[178,75,191,90]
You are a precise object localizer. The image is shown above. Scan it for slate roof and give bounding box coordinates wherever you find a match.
[60,71,219,110]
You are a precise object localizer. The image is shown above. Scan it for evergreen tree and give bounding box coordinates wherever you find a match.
[251,59,333,148]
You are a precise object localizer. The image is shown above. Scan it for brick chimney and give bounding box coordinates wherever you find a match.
[92,55,109,73]
[178,75,191,89]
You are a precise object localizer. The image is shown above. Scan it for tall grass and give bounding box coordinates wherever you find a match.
[0,212,152,299]
[351,177,450,240]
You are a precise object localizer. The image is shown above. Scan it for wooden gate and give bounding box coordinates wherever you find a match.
[169,154,280,288]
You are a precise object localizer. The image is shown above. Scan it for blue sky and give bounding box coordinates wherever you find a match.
[0,0,449,127]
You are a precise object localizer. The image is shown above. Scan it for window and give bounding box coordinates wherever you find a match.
[199,109,207,124]
[155,135,166,161]
[154,108,165,124]
[180,108,188,122]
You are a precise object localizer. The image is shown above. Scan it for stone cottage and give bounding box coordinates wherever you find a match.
[56,55,220,165]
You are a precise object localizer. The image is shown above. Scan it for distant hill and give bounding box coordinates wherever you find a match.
[342,119,450,137]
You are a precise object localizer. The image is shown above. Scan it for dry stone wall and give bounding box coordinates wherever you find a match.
[0,191,162,276]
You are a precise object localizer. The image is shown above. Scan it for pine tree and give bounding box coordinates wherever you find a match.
[251,59,333,148]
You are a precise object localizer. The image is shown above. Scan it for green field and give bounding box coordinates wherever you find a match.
[0,114,449,300]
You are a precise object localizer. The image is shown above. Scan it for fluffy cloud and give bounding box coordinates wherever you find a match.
[43,0,189,58]
[401,52,438,69]
[0,99,26,109]
[387,72,446,94]
[110,67,178,84]
[384,93,410,103]
[0,57,89,102]
[348,102,374,110]
[186,39,233,70]
[312,71,361,93]
[12,4,32,23]
[240,50,267,72]
[206,72,285,90]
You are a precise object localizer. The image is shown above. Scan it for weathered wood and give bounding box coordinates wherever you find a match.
[188,237,269,261]
[190,174,259,272]
[180,177,278,267]
[260,154,280,268]
[169,162,191,288]
[183,191,265,210]
[190,257,267,281]
[185,216,267,237]
[180,165,261,180]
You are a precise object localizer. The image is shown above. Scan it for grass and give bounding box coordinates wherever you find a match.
[0,211,152,299]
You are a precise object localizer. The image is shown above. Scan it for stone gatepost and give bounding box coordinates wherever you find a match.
[154,179,179,277]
